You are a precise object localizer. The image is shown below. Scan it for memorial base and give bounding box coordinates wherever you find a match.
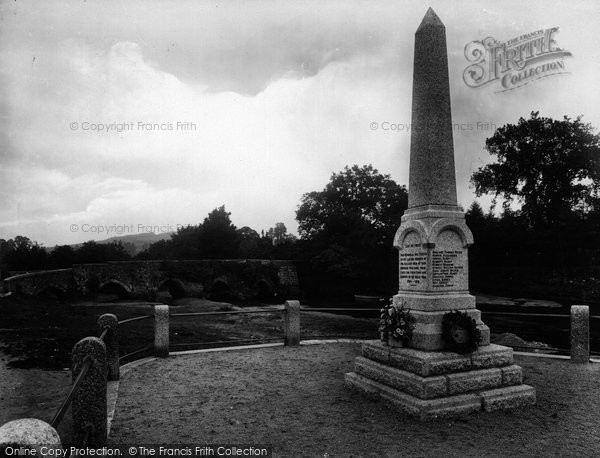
[345,341,535,419]
[397,307,491,351]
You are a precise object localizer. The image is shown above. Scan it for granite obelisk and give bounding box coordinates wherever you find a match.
[392,7,486,350]
[345,8,536,418]
[409,7,457,209]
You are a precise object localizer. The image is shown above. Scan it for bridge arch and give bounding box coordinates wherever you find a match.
[209,278,232,302]
[157,278,187,299]
[37,285,67,300]
[255,279,275,302]
[97,279,131,301]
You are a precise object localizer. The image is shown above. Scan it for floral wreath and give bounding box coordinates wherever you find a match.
[379,298,416,344]
[441,310,482,354]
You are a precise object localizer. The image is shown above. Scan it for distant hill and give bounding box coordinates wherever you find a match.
[67,232,173,255]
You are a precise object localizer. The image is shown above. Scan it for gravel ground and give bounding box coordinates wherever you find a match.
[109,343,600,457]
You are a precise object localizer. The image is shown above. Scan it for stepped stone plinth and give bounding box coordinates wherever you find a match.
[345,7,536,418]
[345,341,535,419]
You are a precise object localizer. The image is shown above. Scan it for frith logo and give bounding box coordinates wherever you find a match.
[463,27,572,92]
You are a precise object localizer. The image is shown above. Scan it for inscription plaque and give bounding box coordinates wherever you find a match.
[431,229,467,290]
[432,250,463,288]
[400,252,427,286]
[399,231,427,289]
[398,228,468,292]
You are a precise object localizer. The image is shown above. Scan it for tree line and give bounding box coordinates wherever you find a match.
[0,213,296,274]
[1,112,599,301]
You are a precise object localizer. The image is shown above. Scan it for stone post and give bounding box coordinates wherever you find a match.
[0,419,62,457]
[154,304,170,357]
[71,337,107,446]
[570,305,589,363]
[284,300,300,346]
[97,313,119,381]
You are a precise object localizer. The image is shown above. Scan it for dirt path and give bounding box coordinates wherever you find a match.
[109,343,600,457]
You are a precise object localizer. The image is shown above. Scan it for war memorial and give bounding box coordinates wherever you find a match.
[3,3,600,456]
[345,8,537,418]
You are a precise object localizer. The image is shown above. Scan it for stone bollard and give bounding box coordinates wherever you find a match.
[98,313,119,381]
[154,304,170,357]
[71,337,107,446]
[570,305,590,363]
[284,300,301,346]
[0,418,62,457]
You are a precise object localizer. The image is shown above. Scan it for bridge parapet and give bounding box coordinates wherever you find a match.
[4,260,299,301]
[3,268,74,297]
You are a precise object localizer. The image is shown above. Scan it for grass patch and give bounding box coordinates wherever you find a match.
[0,295,378,368]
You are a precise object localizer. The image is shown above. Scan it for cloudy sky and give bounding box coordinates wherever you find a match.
[1,0,599,246]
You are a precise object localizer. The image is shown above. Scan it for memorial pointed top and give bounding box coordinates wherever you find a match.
[416,7,444,32]
[408,4,456,208]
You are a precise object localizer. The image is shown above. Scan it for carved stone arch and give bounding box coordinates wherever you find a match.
[393,220,428,249]
[430,218,474,247]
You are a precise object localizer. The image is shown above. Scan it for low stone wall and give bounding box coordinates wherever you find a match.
[3,260,300,301]
[3,269,73,296]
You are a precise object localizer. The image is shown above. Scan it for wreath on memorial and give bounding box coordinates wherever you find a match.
[378,299,416,345]
[442,310,482,354]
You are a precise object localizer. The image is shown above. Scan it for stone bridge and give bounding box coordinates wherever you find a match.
[2,260,299,302]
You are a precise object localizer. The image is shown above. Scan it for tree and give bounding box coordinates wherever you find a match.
[48,245,76,268]
[297,164,408,243]
[169,224,200,259]
[76,240,130,264]
[138,210,300,260]
[0,239,11,273]
[3,236,48,271]
[136,239,174,260]
[237,226,262,258]
[197,206,239,259]
[167,206,240,259]
[471,112,600,227]
[265,222,296,246]
[296,164,408,297]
